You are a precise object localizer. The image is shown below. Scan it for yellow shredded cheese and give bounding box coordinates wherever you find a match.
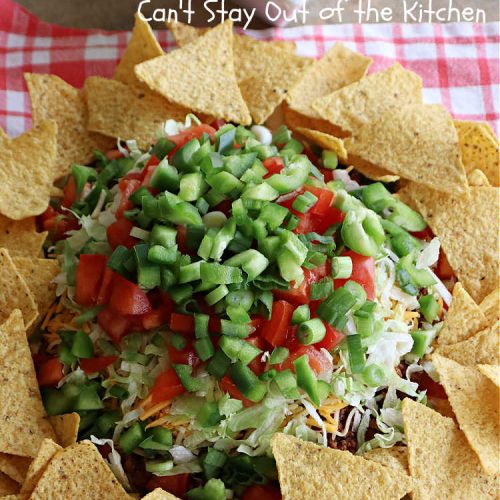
[140,401,171,421]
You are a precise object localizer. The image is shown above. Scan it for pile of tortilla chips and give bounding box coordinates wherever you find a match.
[0,13,498,500]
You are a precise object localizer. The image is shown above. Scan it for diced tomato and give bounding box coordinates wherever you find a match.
[37,358,64,387]
[335,250,375,301]
[80,356,118,375]
[210,119,226,130]
[39,206,80,241]
[273,261,330,305]
[306,186,334,216]
[141,306,172,330]
[170,313,195,335]
[242,484,281,500]
[436,251,454,280]
[116,179,141,218]
[411,226,434,240]
[97,307,131,343]
[247,336,266,375]
[314,323,345,351]
[261,300,294,347]
[277,345,333,377]
[176,225,190,254]
[295,205,344,234]
[167,337,200,367]
[220,376,254,407]
[146,474,190,498]
[75,254,107,307]
[263,157,285,178]
[62,176,78,208]
[108,274,152,315]
[96,267,114,305]
[167,124,216,158]
[208,316,222,334]
[106,149,124,160]
[106,218,137,250]
[213,199,232,215]
[141,158,160,187]
[150,368,186,405]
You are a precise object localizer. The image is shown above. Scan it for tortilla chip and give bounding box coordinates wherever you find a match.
[454,120,498,145]
[0,250,37,329]
[85,76,189,149]
[0,310,56,458]
[0,495,28,500]
[0,455,30,484]
[114,14,163,86]
[141,488,179,500]
[468,168,491,186]
[20,439,61,495]
[345,104,468,194]
[295,127,348,161]
[12,257,59,333]
[0,121,58,220]
[166,20,295,53]
[313,64,422,135]
[30,441,129,500]
[135,21,251,124]
[0,216,46,258]
[402,399,498,498]
[271,433,412,500]
[480,288,500,323]
[0,473,18,496]
[433,355,499,475]
[233,36,311,124]
[477,364,500,387]
[404,185,499,302]
[0,127,7,141]
[363,446,408,474]
[287,43,372,119]
[350,162,400,183]
[25,74,113,177]
[283,103,344,137]
[434,320,499,365]
[48,414,80,448]
[456,121,499,186]
[438,282,488,345]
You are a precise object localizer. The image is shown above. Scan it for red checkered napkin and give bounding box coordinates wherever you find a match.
[0,0,498,137]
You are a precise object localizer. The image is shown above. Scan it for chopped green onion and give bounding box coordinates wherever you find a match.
[310,277,333,300]
[322,150,338,169]
[269,347,289,366]
[207,348,231,379]
[293,355,319,405]
[229,362,267,402]
[419,295,440,323]
[173,364,202,392]
[205,284,229,306]
[119,422,145,454]
[291,304,310,325]
[346,334,365,374]
[316,286,357,330]
[170,333,187,351]
[297,318,326,345]
[220,337,261,364]
[362,364,387,387]
[343,280,367,310]
[200,263,242,285]
[331,256,352,279]
[292,191,318,214]
[145,459,174,474]
[273,369,300,399]
[194,337,215,361]
[411,329,436,358]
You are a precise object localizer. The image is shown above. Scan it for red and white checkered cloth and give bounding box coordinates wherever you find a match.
[1,0,498,137]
